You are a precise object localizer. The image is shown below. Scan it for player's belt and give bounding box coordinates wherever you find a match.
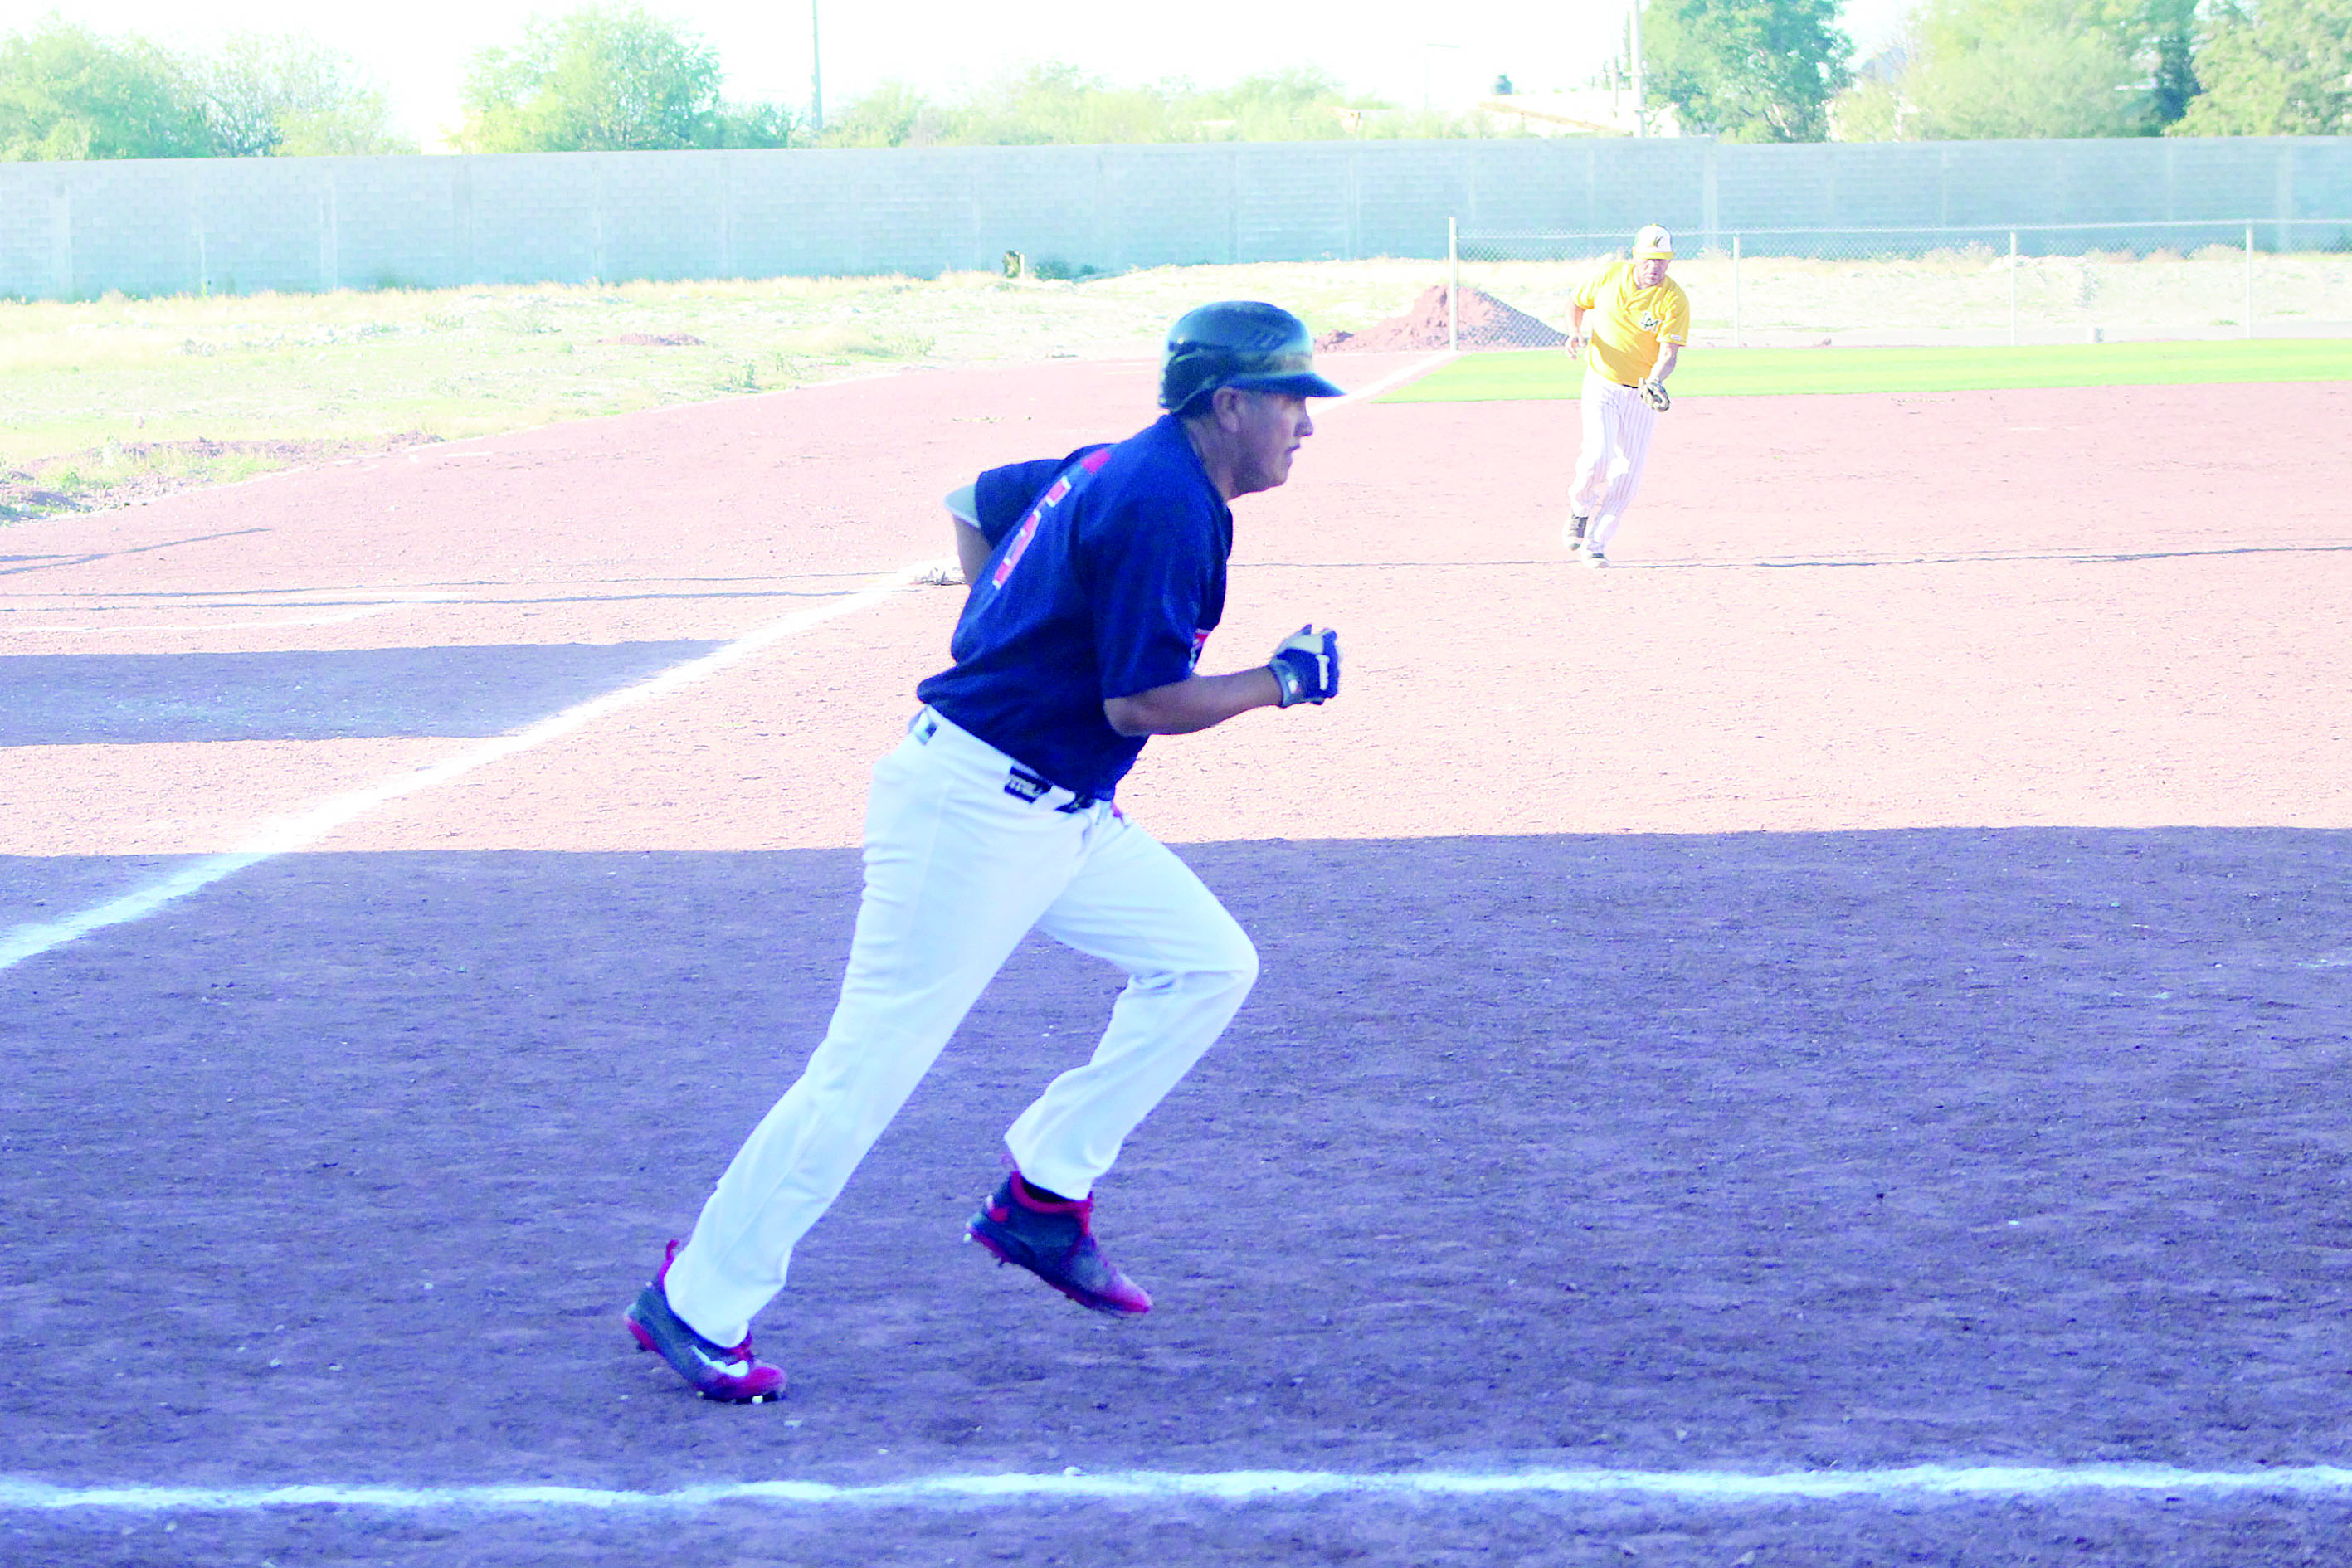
[910,709,1103,813]
[1005,765,1100,813]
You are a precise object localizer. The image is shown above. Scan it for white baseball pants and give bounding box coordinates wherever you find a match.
[1569,372,1659,553]
[661,709,1259,1347]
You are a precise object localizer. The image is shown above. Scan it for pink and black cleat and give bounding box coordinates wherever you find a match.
[967,1171,1152,1315]
[623,1240,786,1404]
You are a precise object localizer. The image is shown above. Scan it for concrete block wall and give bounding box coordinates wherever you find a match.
[0,136,2344,300]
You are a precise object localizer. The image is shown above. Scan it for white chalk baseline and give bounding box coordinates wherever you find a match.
[0,560,941,974]
[4,1463,2351,1514]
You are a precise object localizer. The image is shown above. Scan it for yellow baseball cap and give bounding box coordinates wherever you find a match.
[1634,224,1675,259]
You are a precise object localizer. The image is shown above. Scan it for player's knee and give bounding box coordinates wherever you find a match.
[1193,922,1259,999]
[1226,933,1262,994]
[1124,913,1256,1000]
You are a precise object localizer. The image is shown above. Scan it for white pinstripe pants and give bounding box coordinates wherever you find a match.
[1569,372,1659,553]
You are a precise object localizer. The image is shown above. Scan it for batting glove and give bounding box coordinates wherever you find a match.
[1267,625,1340,707]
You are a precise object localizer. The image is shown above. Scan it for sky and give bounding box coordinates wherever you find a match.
[17,0,1918,151]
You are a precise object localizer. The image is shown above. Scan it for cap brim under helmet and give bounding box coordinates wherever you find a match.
[1222,367,1348,400]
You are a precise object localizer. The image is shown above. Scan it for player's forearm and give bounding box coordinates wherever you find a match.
[1651,343,1682,382]
[1103,669,1283,737]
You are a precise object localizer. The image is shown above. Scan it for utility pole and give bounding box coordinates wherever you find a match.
[1630,0,1647,136]
[810,0,824,135]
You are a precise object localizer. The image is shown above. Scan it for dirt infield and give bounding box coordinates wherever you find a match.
[3,358,2352,1565]
[9,828,2352,1566]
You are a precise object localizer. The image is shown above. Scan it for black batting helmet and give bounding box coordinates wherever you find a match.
[1159,301,1346,416]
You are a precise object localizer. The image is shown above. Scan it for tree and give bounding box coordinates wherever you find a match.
[2140,0,2201,127]
[0,16,212,160]
[710,100,797,149]
[1838,0,2201,139]
[948,63,1176,146]
[1908,0,2148,137]
[1196,68,1373,140]
[815,64,1415,149]
[817,80,945,147]
[457,5,793,153]
[2172,0,2352,134]
[199,32,414,157]
[1829,44,1910,139]
[805,56,1517,149]
[1644,0,1853,141]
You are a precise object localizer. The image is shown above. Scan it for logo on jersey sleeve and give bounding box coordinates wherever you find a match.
[991,512,1040,587]
[989,447,1117,590]
[1189,628,1211,670]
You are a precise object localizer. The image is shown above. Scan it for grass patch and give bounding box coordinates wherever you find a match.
[2,434,441,521]
[0,277,958,481]
[0,261,1468,520]
[1381,338,2352,402]
[0,276,996,519]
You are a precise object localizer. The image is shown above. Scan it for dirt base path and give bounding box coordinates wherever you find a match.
[5,374,2348,864]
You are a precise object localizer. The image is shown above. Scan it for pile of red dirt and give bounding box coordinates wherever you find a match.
[1318,285,1567,352]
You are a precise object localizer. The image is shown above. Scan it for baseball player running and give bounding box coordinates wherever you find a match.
[624,302,1346,1403]
[1562,223,1690,567]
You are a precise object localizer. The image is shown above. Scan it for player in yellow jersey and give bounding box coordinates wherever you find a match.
[1562,224,1691,567]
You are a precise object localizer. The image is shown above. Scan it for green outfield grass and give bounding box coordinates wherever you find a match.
[1378,338,2352,402]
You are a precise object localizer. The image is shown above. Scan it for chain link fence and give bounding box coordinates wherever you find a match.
[1448,220,2352,349]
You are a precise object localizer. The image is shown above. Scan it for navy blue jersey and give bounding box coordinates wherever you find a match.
[972,446,1109,546]
[918,416,1231,800]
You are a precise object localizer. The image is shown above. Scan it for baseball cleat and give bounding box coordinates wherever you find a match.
[1582,548,1609,568]
[967,1171,1152,1315]
[1563,514,1590,549]
[624,1240,786,1403]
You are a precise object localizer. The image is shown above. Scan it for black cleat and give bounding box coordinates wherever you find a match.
[967,1172,1152,1315]
[623,1240,786,1403]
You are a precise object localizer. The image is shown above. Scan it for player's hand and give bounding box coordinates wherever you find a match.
[1266,625,1340,708]
[1566,334,1586,358]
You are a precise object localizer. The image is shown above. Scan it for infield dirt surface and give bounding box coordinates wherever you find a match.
[3,358,2350,1566]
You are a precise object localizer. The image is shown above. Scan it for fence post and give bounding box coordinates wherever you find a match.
[2009,231,2018,348]
[2244,225,2255,341]
[317,176,338,294]
[1731,234,1741,348]
[1447,217,1458,353]
[51,180,73,300]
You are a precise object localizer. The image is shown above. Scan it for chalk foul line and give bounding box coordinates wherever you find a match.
[5,1462,2352,1514]
[0,559,947,974]
[1333,351,1459,407]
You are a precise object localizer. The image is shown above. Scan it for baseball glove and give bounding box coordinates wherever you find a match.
[1639,378,1671,413]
